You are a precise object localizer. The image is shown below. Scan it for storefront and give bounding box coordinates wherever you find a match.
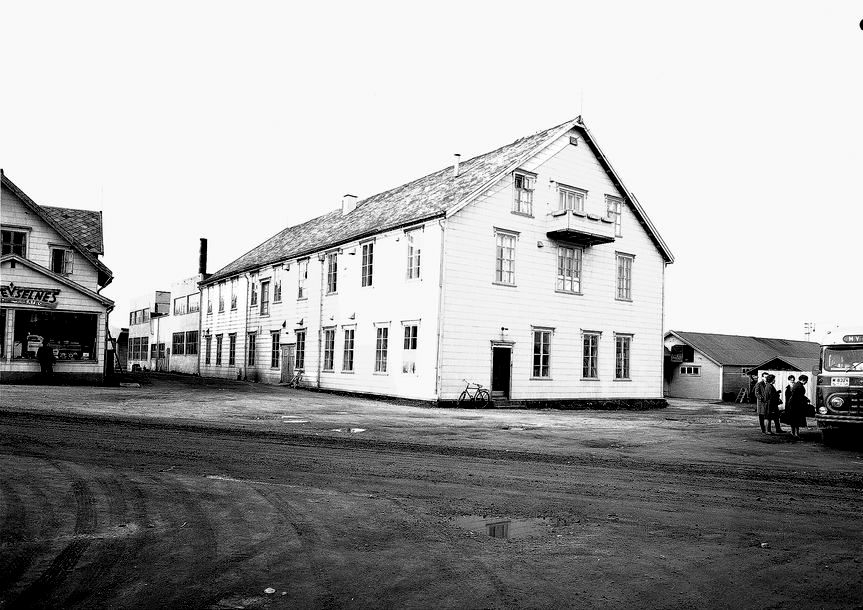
[0,258,113,384]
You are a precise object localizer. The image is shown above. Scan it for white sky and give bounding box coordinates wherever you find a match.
[2,1,861,343]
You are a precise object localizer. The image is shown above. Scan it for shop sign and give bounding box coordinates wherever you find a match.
[1,282,61,308]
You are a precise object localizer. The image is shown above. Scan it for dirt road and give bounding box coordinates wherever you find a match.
[1,377,862,608]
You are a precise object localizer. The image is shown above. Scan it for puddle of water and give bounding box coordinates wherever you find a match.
[454,515,552,539]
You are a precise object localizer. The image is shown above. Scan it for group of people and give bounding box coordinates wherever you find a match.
[753,372,809,437]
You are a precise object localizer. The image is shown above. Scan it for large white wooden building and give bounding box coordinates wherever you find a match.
[1,170,114,384]
[198,117,674,405]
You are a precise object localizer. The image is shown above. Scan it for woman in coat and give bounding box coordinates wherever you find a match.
[765,374,783,433]
[754,375,771,433]
[786,374,810,438]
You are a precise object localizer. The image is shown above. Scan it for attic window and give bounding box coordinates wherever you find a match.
[513,173,534,216]
[1,230,27,257]
[50,248,74,275]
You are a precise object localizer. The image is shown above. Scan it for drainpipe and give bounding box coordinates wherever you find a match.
[243,273,250,380]
[434,218,447,399]
[316,254,326,389]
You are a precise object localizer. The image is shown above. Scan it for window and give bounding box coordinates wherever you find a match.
[273,272,282,302]
[271,331,280,368]
[50,248,74,275]
[143,308,150,323]
[343,328,355,372]
[228,333,236,366]
[247,332,256,366]
[218,283,225,313]
[207,287,212,315]
[172,332,185,355]
[250,281,258,306]
[297,259,308,299]
[680,365,701,376]
[513,173,534,215]
[230,279,237,310]
[260,280,270,315]
[1,230,26,257]
[174,297,187,316]
[323,328,335,371]
[557,246,582,293]
[151,343,158,359]
[205,335,212,365]
[185,331,198,355]
[327,253,338,294]
[402,324,418,374]
[375,326,389,373]
[532,328,552,378]
[558,187,585,213]
[188,293,199,314]
[157,343,165,359]
[495,230,516,285]
[615,335,632,379]
[361,242,374,287]
[406,230,421,279]
[10,311,99,361]
[616,254,633,301]
[295,330,306,370]
[607,195,623,237]
[216,334,223,365]
[583,333,599,379]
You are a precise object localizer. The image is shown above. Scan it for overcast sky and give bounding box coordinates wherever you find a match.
[2,1,860,343]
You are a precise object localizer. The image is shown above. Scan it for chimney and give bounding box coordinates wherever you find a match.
[452,153,461,177]
[198,238,208,275]
[342,194,358,215]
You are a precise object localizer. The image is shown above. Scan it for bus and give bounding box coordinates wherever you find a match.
[815,331,863,441]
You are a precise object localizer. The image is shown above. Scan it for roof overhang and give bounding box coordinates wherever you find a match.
[546,229,615,247]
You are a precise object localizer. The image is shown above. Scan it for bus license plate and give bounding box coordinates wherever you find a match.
[832,377,850,387]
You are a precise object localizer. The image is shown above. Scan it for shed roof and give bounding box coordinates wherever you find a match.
[203,116,674,285]
[666,330,820,367]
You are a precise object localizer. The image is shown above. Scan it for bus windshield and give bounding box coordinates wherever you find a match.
[823,347,863,372]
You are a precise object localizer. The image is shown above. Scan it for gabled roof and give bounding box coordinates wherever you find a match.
[666,330,820,367]
[0,170,113,287]
[41,206,104,255]
[0,254,115,306]
[204,116,673,284]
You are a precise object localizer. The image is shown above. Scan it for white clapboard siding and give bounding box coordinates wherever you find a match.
[1,185,100,291]
[663,336,722,400]
[440,130,666,400]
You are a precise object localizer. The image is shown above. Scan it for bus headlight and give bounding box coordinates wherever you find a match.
[818,406,828,414]
[828,396,845,408]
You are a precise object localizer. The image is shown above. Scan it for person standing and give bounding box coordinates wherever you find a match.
[787,374,810,438]
[36,337,56,384]
[754,374,770,433]
[765,374,784,434]
[784,375,796,408]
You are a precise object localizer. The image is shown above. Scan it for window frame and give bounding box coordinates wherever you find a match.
[1,229,27,257]
[172,332,185,356]
[606,195,623,237]
[361,241,374,287]
[582,331,600,379]
[342,326,355,372]
[322,327,336,372]
[185,330,199,356]
[680,365,701,376]
[49,246,74,275]
[216,334,223,365]
[297,259,309,300]
[228,333,237,366]
[205,334,212,365]
[374,324,389,373]
[260,279,270,316]
[558,184,586,213]
[295,329,306,370]
[531,327,553,379]
[556,245,583,294]
[230,279,238,310]
[615,253,634,301]
[615,334,632,380]
[512,172,535,216]
[247,332,257,366]
[402,323,419,374]
[218,282,225,313]
[326,252,338,294]
[406,229,422,280]
[271,331,280,368]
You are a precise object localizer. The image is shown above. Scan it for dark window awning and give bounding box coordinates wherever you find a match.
[546,229,615,247]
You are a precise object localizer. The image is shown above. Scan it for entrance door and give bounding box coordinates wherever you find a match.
[491,346,511,399]
[280,345,295,383]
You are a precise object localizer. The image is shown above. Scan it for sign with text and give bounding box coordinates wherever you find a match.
[1,283,61,308]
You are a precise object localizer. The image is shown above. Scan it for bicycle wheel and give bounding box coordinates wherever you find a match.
[457,390,469,408]
[476,389,491,408]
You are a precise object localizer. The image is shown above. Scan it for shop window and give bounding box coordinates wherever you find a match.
[1,230,27,257]
[12,311,97,360]
[50,248,74,275]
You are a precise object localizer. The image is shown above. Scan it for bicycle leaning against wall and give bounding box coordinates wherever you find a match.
[457,379,491,408]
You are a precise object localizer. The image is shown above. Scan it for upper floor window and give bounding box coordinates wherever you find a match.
[406,230,421,279]
[188,293,200,314]
[260,280,270,315]
[616,253,633,301]
[557,246,582,293]
[326,253,338,293]
[218,283,225,313]
[615,334,632,380]
[298,259,309,299]
[273,268,282,302]
[532,327,552,378]
[174,296,187,316]
[230,279,238,310]
[494,230,517,285]
[1,230,27,257]
[558,186,585,213]
[50,248,74,275]
[582,332,599,379]
[606,195,623,237]
[250,281,258,306]
[513,173,534,215]
[207,287,212,315]
[361,242,374,287]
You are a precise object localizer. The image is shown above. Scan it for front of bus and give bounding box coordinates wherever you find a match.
[816,333,863,433]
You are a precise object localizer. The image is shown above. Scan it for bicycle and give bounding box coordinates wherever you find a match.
[457,379,491,408]
[287,370,303,388]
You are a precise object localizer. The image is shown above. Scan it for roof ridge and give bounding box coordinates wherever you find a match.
[672,330,815,344]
